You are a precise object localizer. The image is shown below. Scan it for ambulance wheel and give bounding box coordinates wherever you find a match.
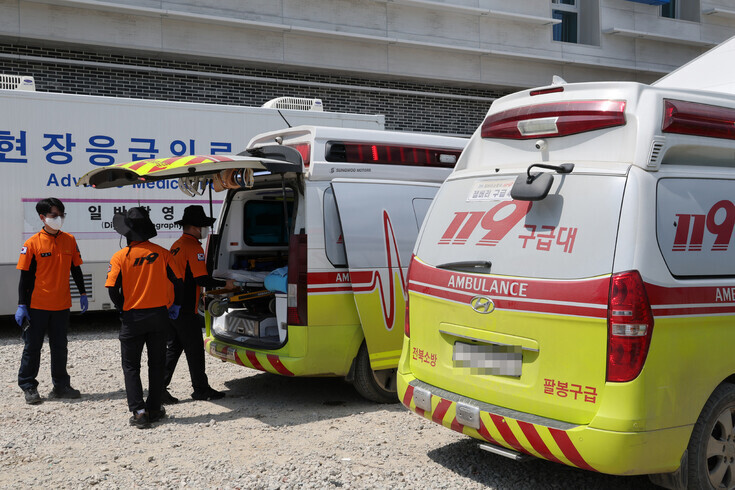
[353,342,398,404]
[686,383,735,489]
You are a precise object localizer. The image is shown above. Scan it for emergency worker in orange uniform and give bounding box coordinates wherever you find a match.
[16,198,88,405]
[162,205,232,404]
[106,207,184,429]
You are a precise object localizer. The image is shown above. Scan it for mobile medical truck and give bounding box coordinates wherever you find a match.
[79,125,467,402]
[0,79,382,316]
[397,36,735,488]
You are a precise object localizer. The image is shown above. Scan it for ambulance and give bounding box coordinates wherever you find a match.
[79,126,467,402]
[397,37,735,488]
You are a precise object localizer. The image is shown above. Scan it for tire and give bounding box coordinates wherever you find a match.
[686,383,735,489]
[352,342,398,404]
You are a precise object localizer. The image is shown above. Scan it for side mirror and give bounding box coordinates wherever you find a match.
[510,172,554,201]
[510,163,574,201]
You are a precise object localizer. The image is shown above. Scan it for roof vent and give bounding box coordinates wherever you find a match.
[647,137,665,168]
[0,74,36,91]
[262,97,323,112]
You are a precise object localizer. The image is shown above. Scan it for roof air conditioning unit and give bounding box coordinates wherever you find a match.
[262,97,323,112]
[0,74,36,91]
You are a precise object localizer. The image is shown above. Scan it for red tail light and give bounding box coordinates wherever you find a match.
[287,233,307,325]
[662,99,735,141]
[481,100,626,140]
[287,143,311,169]
[404,255,415,338]
[530,86,564,96]
[325,141,461,168]
[606,271,654,383]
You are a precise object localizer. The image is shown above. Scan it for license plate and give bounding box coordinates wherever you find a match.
[453,341,522,377]
[212,343,236,361]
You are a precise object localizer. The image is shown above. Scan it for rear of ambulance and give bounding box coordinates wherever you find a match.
[398,82,683,475]
[204,128,310,367]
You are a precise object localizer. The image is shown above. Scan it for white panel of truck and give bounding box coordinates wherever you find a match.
[0,89,382,314]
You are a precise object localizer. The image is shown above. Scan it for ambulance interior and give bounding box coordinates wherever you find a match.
[209,182,298,349]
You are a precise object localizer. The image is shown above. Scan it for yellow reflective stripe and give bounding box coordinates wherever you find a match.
[369,349,401,369]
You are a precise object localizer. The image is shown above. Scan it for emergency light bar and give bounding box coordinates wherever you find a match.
[481,100,627,140]
[662,99,735,141]
[325,141,461,168]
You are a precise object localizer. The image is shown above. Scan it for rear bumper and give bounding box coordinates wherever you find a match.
[204,321,365,377]
[205,337,298,376]
[397,373,692,476]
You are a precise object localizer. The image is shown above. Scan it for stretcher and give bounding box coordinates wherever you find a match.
[205,287,274,317]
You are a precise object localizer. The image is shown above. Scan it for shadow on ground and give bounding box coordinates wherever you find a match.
[427,438,659,490]
[169,371,404,427]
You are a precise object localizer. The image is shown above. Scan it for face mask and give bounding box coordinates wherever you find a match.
[45,216,64,231]
[200,226,210,239]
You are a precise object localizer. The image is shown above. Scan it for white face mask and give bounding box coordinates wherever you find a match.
[199,226,210,239]
[44,216,64,231]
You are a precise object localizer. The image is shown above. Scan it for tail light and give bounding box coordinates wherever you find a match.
[325,141,461,168]
[662,99,735,141]
[606,271,654,382]
[481,100,626,140]
[404,255,416,338]
[287,143,311,169]
[287,233,307,325]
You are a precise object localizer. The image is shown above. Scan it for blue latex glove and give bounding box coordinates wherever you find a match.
[80,295,89,313]
[15,305,29,327]
[168,304,181,320]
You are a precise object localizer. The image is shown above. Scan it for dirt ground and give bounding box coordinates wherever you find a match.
[0,312,658,489]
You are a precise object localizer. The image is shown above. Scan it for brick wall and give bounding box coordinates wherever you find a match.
[1,44,511,136]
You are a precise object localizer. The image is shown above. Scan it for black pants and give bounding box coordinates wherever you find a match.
[119,307,167,413]
[164,312,209,392]
[18,308,71,391]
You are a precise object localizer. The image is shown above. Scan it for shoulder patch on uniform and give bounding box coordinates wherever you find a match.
[20,246,27,255]
[107,263,112,272]
[197,253,205,261]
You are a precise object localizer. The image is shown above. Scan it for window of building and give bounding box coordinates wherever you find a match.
[552,0,579,43]
[661,0,700,22]
[551,0,599,46]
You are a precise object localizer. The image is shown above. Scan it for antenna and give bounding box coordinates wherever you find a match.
[278,110,292,128]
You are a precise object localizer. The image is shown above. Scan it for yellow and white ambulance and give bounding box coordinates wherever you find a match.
[80,125,466,402]
[397,38,735,487]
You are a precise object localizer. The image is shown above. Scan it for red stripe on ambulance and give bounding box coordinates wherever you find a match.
[489,414,530,455]
[267,354,295,376]
[432,399,452,424]
[245,350,265,371]
[549,428,597,472]
[517,420,564,465]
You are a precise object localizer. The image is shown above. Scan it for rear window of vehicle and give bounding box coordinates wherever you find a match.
[657,177,735,278]
[243,200,293,246]
[416,173,626,279]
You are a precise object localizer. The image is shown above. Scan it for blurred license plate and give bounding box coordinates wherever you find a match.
[453,341,522,377]
[213,343,236,361]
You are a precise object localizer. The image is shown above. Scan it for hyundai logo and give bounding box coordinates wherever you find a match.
[470,296,495,314]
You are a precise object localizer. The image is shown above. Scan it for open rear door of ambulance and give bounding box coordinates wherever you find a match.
[77,146,303,189]
[330,178,442,400]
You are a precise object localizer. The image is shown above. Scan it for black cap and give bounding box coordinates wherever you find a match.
[174,205,216,227]
[112,207,157,242]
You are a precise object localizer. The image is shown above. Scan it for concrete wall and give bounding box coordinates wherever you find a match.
[0,0,734,135]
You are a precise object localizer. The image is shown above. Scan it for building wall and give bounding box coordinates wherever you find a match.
[1,0,734,135]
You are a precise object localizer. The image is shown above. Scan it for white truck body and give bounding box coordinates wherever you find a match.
[0,89,383,315]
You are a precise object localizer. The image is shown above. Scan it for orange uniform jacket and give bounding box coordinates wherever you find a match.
[17,230,83,311]
[105,241,183,311]
[170,233,209,315]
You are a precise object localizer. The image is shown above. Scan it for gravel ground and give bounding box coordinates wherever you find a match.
[0,312,659,489]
